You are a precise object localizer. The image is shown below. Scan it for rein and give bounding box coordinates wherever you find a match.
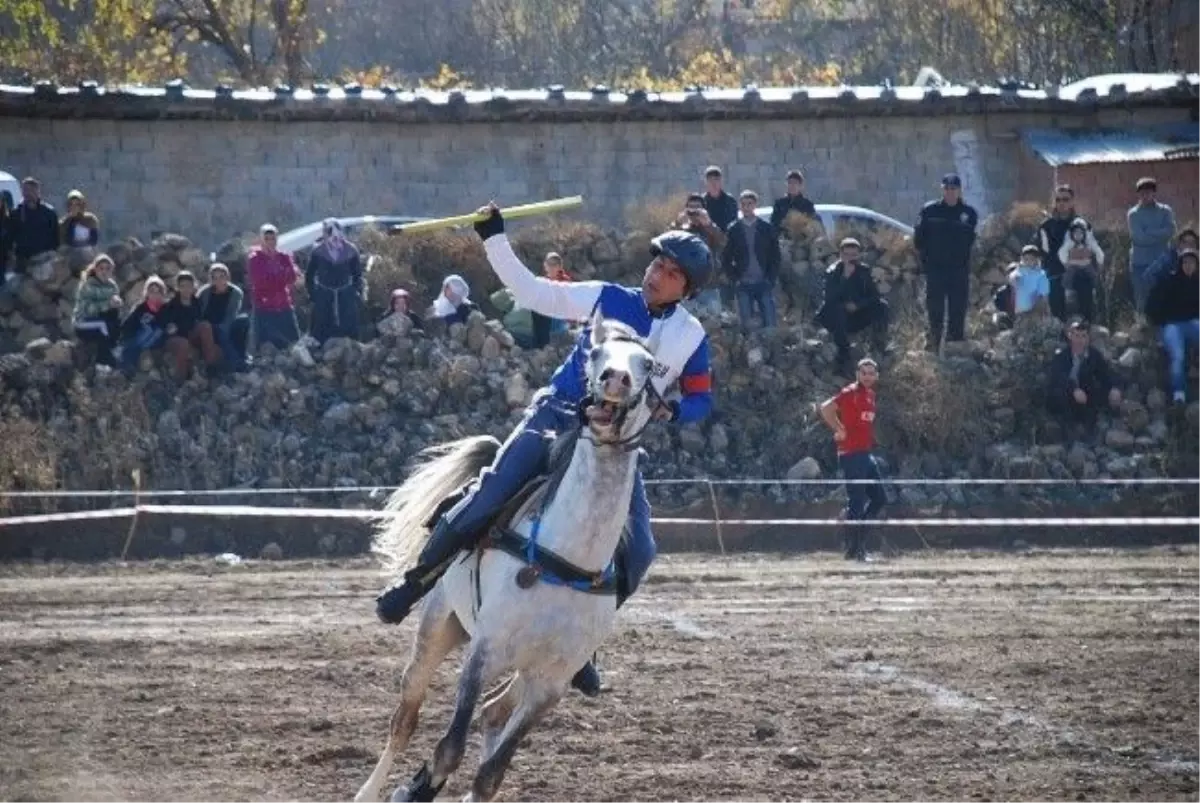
[580,379,662,452]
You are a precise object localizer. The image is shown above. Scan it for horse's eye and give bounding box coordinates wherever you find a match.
[589,347,602,362]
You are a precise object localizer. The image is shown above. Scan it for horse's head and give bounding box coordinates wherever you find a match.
[582,312,657,446]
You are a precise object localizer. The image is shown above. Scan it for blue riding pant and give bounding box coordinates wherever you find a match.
[443,391,656,597]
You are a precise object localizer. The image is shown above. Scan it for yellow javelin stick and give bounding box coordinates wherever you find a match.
[390,195,584,235]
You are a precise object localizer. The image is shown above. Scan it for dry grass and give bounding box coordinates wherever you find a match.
[0,417,57,512]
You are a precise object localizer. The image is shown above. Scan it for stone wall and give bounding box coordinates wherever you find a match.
[0,101,1190,250]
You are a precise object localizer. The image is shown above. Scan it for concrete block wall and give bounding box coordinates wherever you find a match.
[0,105,1188,249]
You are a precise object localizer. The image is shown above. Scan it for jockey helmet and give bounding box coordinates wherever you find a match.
[650,230,712,299]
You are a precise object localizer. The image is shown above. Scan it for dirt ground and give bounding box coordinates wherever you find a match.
[0,547,1197,802]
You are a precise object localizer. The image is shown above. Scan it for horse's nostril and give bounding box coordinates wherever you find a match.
[620,373,632,387]
[599,369,613,382]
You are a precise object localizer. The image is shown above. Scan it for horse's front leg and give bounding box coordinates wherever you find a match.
[355,589,466,803]
[392,640,493,802]
[466,678,562,802]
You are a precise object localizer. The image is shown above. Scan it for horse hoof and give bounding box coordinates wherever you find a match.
[388,785,414,802]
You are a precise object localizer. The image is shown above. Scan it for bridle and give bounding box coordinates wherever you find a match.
[581,342,662,453]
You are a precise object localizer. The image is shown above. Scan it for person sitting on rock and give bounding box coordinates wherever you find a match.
[1147,227,1199,287]
[1056,217,1104,323]
[1145,248,1199,405]
[197,263,251,372]
[118,276,170,376]
[431,274,478,327]
[59,190,100,248]
[993,245,1051,329]
[815,237,890,375]
[378,288,424,336]
[72,253,123,366]
[306,218,363,344]
[1046,317,1121,433]
[160,271,220,380]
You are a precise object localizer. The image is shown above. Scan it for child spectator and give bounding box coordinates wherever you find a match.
[431,274,477,326]
[59,190,100,248]
[72,253,123,366]
[247,223,302,350]
[1057,217,1104,323]
[994,245,1050,328]
[378,288,424,336]
[1145,248,1200,405]
[161,271,219,380]
[197,263,250,372]
[118,276,169,376]
[1046,318,1121,433]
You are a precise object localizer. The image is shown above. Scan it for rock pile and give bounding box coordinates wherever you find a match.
[0,208,1193,523]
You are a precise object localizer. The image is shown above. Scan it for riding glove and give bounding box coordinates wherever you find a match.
[474,207,505,240]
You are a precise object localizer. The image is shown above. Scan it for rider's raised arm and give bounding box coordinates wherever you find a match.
[483,234,604,321]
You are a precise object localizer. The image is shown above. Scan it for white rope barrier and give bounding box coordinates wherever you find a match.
[1,477,1196,498]
[1,504,1196,529]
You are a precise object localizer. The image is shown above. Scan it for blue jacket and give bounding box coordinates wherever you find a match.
[483,235,713,424]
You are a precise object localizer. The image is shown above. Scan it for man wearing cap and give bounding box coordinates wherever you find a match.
[246,223,302,350]
[816,237,890,375]
[7,177,59,278]
[1145,247,1199,405]
[1127,177,1176,312]
[723,189,781,330]
[914,174,978,351]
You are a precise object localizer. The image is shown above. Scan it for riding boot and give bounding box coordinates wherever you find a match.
[375,516,479,624]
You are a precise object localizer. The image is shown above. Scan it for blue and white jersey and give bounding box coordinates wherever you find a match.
[483,235,713,424]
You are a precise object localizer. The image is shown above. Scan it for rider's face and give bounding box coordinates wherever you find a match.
[642,256,687,307]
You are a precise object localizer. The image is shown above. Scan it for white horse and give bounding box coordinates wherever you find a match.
[355,314,659,803]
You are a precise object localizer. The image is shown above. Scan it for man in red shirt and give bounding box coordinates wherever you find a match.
[819,358,886,561]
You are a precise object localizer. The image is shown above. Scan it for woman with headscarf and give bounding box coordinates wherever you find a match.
[431,274,477,326]
[305,218,363,343]
[378,288,425,336]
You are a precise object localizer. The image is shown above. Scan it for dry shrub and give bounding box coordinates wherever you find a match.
[0,417,57,511]
[359,226,490,314]
[782,212,825,241]
[882,350,992,455]
[623,196,684,238]
[509,220,607,278]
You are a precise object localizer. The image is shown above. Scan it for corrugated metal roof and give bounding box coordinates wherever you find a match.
[1020,121,1200,166]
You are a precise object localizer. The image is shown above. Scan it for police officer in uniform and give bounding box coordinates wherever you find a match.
[914,174,978,351]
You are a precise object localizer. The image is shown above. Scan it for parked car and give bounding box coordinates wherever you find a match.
[0,170,19,207]
[756,203,914,240]
[275,214,429,254]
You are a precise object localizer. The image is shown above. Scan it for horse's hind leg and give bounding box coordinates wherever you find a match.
[392,639,493,802]
[467,679,562,802]
[355,587,466,803]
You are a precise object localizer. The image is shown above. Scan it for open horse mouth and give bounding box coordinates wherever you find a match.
[586,398,623,426]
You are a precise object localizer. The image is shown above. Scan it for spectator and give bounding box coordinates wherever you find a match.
[816,237,890,375]
[306,218,363,343]
[378,288,424,336]
[492,253,576,348]
[1057,216,1104,323]
[1127,177,1176,312]
[197,263,250,372]
[819,358,886,563]
[533,253,574,344]
[247,223,302,350]
[161,271,219,380]
[701,166,738,232]
[432,274,477,326]
[674,193,726,316]
[8,177,59,277]
[0,190,13,280]
[118,276,170,376]
[1037,184,1080,320]
[993,245,1051,328]
[1145,248,1199,405]
[1047,318,1121,432]
[769,168,820,232]
[71,253,123,366]
[914,173,978,351]
[722,189,781,330]
[1147,227,1199,286]
[59,189,100,248]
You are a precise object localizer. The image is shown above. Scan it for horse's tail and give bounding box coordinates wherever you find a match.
[371,435,502,574]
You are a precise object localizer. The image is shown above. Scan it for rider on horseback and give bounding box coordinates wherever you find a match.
[375,202,714,696]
